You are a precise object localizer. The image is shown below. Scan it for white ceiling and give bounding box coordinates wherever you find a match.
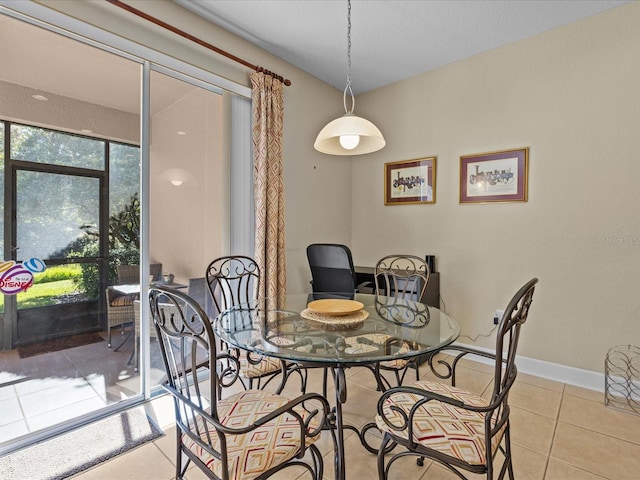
[0,12,198,114]
[176,0,631,94]
[0,0,632,114]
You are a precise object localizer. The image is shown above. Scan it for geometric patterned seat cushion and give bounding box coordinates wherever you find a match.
[238,353,283,379]
[378,342,411,370]
[182,389,321,480]
[344,333,411,369]
[375,380,505,465]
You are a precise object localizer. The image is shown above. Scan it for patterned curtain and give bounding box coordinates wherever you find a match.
[251,72,286,301]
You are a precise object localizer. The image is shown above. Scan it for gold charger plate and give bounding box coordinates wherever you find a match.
[307,299,364,316]
[300,308,369,331]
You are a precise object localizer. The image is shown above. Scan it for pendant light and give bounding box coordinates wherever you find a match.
[314,0,385,156]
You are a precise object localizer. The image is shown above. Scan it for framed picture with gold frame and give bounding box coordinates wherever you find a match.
[384,157,436,205]
[460,147,529,204]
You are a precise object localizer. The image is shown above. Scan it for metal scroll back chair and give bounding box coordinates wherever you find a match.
[375,278,538,480]
[374,254,430,302]
[373,254,431,386]
[306,243,359,297]
[149,286,329,480]
[205,255,286,391]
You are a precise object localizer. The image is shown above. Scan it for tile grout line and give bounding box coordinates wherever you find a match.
[540,382,564,479]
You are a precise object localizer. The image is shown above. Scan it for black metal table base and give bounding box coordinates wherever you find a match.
[323,366,395,479]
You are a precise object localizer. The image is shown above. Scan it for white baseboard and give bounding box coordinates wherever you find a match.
[448,342,604,393]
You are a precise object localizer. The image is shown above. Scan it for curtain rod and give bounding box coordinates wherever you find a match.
[105,0,291,86]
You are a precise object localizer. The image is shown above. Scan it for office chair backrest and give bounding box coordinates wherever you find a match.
[149,263,162,282]
[306,243,357,294]
[187,277,216,318]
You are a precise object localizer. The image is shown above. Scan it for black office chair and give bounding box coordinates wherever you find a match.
[306,243,361,296]
[306,243,381,396]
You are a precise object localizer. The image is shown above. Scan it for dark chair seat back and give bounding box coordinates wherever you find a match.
[306,243,357,294]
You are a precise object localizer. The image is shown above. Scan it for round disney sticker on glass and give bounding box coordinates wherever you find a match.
[0,258,45,295]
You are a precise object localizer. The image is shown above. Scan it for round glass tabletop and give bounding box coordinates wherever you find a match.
[215,293,460,366]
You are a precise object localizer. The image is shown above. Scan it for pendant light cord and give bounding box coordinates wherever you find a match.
[343,0,355,114]
[314,0,385,154]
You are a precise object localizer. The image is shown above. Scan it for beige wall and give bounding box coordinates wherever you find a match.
[35,1,640,374]
[149,82,223,284]
[352,2,640,373]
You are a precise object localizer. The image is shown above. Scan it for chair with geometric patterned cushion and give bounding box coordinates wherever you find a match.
[375,278,538,480]
[374,254,430,302]
[373,254,431,387]
[205,256,289,391]
[149,286,330,480]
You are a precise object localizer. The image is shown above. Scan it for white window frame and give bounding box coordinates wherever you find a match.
[0,0,253,451]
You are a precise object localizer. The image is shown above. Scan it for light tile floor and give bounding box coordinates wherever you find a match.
[0,329,165,445]
[67,356,640,480]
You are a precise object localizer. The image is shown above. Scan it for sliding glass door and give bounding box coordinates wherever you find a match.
[0,3,241,454]
[0,12,143,449]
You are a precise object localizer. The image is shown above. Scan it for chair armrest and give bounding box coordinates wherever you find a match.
[162,383,330,438]
[378,385,464,412]
[105,286,117,303]
[251,392,330,436]
[213,353,241,392]
[426,345,497,386]
[376,384,493,443]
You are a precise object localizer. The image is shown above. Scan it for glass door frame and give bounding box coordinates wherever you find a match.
[6,138,109,348]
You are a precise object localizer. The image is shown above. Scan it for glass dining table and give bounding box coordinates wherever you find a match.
[214,293,460,480]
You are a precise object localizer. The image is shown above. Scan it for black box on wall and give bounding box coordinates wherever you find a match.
[425,255,436,273]
[421,272,439,308]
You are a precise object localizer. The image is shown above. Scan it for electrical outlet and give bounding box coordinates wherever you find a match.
[493,310,504,325]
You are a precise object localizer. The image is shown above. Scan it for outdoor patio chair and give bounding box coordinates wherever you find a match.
[105,286,135,348]
[116,264,140,284]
